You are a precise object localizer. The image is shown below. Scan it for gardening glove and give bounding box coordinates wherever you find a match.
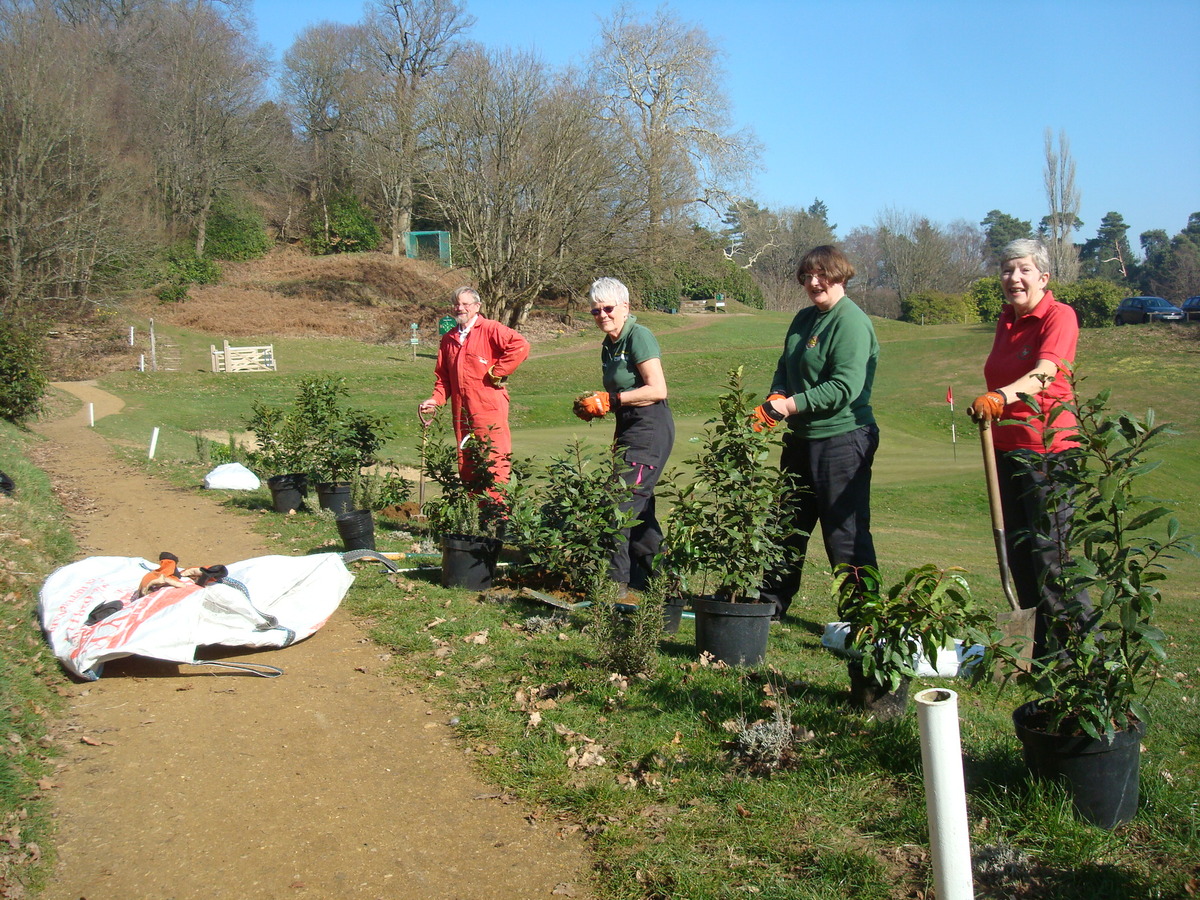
[485,365,506,387]
[751,394,788,432]
[137,552,184,597]
[575,391,617,421]
[968,389,1008,424]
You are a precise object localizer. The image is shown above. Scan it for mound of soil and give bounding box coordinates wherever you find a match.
[46,248,586,379]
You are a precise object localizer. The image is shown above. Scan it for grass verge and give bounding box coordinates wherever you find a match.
[0,421,76,896]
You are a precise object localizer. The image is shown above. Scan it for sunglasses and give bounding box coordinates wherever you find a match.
[590,305,617,316]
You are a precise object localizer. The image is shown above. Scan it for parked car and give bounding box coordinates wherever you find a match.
[1182,296,1200,322]
[1113,296,1185,325]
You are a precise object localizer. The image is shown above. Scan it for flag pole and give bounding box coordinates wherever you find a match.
[947,386,957,461]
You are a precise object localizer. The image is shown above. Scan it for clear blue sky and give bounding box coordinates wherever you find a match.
[251,0,1200,254]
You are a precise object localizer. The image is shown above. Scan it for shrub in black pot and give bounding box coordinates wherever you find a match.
[834,564,992,721]
[659,367,794,666]
[421,425,508,591]
[991,379,1195,828]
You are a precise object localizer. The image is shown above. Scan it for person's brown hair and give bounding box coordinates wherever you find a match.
[797,245,855,285]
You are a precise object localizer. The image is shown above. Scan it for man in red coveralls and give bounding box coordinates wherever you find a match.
[419,287,530,484]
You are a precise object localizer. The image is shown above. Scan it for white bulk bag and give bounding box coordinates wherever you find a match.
[39,554,353,680]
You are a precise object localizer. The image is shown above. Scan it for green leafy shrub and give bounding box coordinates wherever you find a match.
[421,422,507,540]
[1052,278,1124,328]
[901,290,979,325]
[660,367,793,602]
[0,320,48,423]
[154,246,221,303]
[307,194,382,255]
[205,194,271,261]
[971,277,1006,323]
[1004,380,1196,740]
[506,441,635,593]
[293,376,393,483]
[352,468,414,512]
[834,563,993,692]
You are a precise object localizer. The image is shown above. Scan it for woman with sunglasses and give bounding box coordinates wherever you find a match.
[573,277,675,598]
[752,245,880,621]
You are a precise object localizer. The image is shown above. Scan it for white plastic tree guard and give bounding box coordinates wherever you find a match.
[916,688,975,900]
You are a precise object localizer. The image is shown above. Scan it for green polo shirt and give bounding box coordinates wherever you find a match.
[601,316,661,393]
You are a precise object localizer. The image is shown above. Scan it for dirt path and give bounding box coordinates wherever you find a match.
[32,382,590,900]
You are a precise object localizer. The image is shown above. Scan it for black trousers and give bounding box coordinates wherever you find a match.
[760,424,879,618]
[995,448,1093,657]
[611,401,674,589]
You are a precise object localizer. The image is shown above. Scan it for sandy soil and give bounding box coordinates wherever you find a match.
[31,382,591,900]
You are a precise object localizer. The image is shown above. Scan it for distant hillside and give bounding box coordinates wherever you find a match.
[139,247,470,343]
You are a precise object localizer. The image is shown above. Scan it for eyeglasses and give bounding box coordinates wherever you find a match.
[590,305,617,317]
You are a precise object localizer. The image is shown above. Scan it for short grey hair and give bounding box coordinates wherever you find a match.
[588,277,629,307]
[451,286,481,305]
[1000,239,1050,274]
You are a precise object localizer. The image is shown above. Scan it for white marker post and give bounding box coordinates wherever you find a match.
[88,403,94,427]
[148,427,160,460]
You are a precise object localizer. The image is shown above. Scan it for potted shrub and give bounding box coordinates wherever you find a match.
[996,382,1195,828]
[832,563,993,720]
[504,440,636,596]
[334,468,415,553]
[294,376,392,516]
[421,424,508,590]
[659,367,794,665]
[245,401,312,513]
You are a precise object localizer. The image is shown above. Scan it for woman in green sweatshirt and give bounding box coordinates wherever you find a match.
[752,245,880,620]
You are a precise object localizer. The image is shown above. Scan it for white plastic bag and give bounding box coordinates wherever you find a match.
[821,621,982,678]
[204,462,260,490]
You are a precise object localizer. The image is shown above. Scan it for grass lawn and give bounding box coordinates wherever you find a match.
[12,310,1200,898]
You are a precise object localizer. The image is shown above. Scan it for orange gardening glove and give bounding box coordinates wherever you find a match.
[137,552,182,597]
[574,391,615,421]
[751,394,788,432]
[968,389,1008,423]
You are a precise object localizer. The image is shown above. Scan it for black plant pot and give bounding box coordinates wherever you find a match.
[267,473,308,514]
[316,481,354,516]
[847,660,911,721]
[336,509,376,551]
[441,534,501,591]
[1012,701,1145,829]
[693,597,773,666]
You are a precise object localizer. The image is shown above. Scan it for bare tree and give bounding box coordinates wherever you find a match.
[725,200,837,310]
[131,1,274,255]
[874,208,986,302]
[1043,128,1081,282]
[281,22,371,243]
[421,48,635,326]
[360,0,473,256]
[0,5,147,317]
[592,4,757,256]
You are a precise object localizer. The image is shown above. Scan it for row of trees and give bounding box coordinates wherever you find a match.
[2,0,1196,331]
[1,0,760,324]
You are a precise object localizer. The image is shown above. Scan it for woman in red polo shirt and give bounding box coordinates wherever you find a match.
[968,239,1093,658]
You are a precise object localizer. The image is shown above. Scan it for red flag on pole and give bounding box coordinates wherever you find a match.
[947,386,957,459]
